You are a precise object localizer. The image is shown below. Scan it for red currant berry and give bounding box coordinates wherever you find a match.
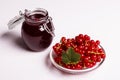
[98,48,103,53]
[91,54,97,61]
[84,56,90,62]
[79,34,84,39]
[78,49,82,53]
[85,52,91,56]
[53,46,57,50]
[93,49,97,53]
[55,43,61,47]
[95,40,100,45]
[84,46,88,50]
[84,34,90,41]
[75,36,79,41]
[54,56,61,63]
[66,43,71,47]
[75,64,82,69]
[65,65,71,69]
[89,63,94,68]
[85,62,91,68]
[101,53,106,59]
[81,53,85,58]
[96,55,101,62]
[82,50,86,54]
[67,39,72,43]
[86,50,91,54]
[71,38,75,41]
[90,40,95,45]
[88,46,95,51]
[78,39,83,44]
[96,58,101,62]
[79,45,84,50]
[70,65,76,69]
[57,51,62,54]
[59,48,63,52]
[61,37,66,43]
[74,47,79,52]
[92,61,96,66]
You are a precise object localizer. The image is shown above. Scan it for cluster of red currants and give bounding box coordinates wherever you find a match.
[53,34,106,70]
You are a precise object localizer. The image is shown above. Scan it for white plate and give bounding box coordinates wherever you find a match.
[49,45,106,74]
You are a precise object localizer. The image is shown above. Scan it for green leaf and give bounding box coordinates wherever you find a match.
[62,47,81,64]
[62,52,71,64]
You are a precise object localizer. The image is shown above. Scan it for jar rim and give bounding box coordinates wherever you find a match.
[24,8,49,24]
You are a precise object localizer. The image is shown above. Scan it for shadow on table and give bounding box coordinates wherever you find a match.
[0,31,29,51]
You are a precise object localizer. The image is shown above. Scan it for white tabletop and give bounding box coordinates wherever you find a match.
[0,0,120,80]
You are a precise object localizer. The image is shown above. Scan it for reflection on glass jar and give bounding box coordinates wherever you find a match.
[8,8,55,51]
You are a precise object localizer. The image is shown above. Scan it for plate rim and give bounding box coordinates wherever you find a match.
[49,45,106,73]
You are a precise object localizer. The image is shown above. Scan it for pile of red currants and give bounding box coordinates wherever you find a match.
[53,34,106,70]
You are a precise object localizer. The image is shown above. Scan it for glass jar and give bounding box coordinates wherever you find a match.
[8,8,55,51]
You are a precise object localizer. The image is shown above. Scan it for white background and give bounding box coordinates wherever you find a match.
[0,0,120,80]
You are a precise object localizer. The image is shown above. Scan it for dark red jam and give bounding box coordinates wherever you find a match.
[21,10,54,51]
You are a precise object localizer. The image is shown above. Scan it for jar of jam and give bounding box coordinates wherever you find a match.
[8,8,55,51]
